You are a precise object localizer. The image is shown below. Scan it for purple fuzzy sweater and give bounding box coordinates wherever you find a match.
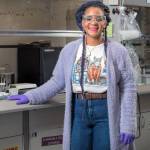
[25,38,137,150]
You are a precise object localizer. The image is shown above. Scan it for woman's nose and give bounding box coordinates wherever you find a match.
[90,19,98,24]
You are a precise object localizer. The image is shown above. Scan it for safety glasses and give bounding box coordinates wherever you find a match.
[82,15,106,22]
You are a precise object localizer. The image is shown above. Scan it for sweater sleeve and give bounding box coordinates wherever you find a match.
[118,46,137,135]
[24,48,65,104]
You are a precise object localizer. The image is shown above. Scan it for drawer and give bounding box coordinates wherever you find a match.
[0,112,22,138]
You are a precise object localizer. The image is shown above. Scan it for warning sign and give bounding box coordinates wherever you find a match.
[42,135,63,146]
[4,145,19,150]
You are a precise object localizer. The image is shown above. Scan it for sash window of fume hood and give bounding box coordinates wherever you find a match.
[111,4,142,85]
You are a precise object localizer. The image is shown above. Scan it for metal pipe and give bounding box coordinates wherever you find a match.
[0,30,83,37]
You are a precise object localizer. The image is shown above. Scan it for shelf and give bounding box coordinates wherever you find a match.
[0,30,83,38]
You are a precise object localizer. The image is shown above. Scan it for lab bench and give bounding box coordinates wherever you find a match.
[135,84,150,150]
[0,93,65,150]
[0,85,150,150]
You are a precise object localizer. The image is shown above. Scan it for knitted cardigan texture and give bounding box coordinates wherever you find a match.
[25,38,137,150]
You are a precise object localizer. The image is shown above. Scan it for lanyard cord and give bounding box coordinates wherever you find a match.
[104,28,108,58]
[80,34,86,97]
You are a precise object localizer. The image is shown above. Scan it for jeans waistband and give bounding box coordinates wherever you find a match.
[75,92,107,100]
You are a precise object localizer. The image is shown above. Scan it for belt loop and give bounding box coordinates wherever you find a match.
[75,93,77,100]
[76,93,85,100]
[80,94,83,99]
[81,93,85,100]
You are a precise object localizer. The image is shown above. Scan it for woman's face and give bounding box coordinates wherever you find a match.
[82,7,107,40]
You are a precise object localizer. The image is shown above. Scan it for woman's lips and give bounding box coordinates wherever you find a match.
[89,27,98,32]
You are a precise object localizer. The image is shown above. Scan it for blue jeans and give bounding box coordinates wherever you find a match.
[71,96,110,150]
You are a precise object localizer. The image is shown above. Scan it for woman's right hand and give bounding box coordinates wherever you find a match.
[7,95,29,105]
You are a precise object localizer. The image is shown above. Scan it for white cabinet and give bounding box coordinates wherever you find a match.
[0,112,23,150]
[135,112,150,150]
[29,106,65,150]
[0,136,23,150]
[135,93,150,150]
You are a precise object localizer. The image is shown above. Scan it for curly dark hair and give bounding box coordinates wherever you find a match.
[75,0,111,30]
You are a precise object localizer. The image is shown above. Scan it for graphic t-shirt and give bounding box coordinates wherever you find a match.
[72,43,107,93]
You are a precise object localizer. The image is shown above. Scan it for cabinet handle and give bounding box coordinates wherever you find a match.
[31,132,38,137]
[141,114,145,128]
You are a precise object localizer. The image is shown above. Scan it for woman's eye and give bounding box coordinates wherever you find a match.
[97,16,105,21]
[83,15,106,22]
[97,17,103,21]
[86,16,92,21]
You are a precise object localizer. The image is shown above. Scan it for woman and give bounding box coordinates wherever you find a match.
[8,1,137,150]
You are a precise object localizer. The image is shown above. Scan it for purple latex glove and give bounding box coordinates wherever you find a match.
[7,95,29,105]
[120,133,135,145]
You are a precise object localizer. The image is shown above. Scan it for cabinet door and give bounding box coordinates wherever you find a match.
[0,112,22,138]
[0,136,23,150]
[29,106,64,150]
[135,112,150,150]
[0,112,23,150]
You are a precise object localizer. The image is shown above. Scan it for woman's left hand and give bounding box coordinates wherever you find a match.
[120,132,135,145]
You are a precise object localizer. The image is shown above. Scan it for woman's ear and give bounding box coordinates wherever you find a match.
[81,20,85,31]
